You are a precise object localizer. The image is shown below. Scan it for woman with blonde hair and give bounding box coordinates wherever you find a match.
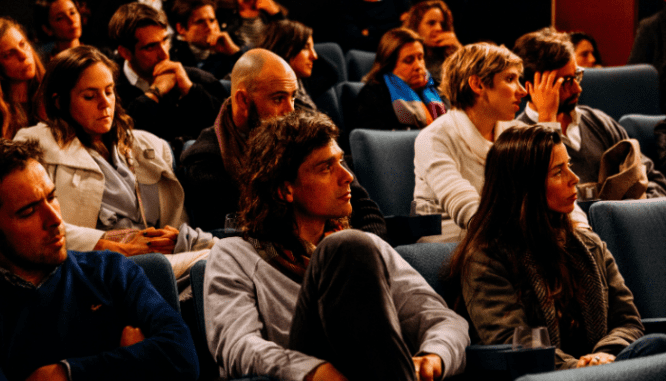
[0,17,45,138]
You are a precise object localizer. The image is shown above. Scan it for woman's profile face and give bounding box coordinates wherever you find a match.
[0,27,36,82]
[545,143,579,214]
[46,0,82,42]
[475,66,527,122]
[392,41,427,89]
[68,62,115,142]
[417,7,446,47]
[574,39,596,68]
[289,35,317,78]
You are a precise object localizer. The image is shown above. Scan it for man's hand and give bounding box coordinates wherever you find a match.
[256,0,281,15]
[94,226,178,256]
[120,326,146,347]
[527,70,563,123]
[413,354,443,381]
[153,60,193,96]
[304,362,348,381]
[209,31,241,55]
[577,353,615,368]
[149,72,177,102]
[25,364,68,381]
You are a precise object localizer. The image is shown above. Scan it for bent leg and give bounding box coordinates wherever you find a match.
[289,230,416,381]
[616,333,666,360]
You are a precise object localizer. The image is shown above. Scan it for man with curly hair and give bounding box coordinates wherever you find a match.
[203,110,469,381]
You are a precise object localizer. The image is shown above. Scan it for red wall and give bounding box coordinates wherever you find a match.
[555,0,636,66]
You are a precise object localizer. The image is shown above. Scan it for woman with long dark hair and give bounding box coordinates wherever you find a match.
[0,17,45,138]
[448,125,666,369]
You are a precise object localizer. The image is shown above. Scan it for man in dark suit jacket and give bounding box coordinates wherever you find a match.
[109,2,227,146]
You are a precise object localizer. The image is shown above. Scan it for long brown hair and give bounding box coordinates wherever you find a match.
[0,17,46,139]
[362,27,424,84]
[403,0,455,37]
[38,45,133,155]
[447,126,574,308]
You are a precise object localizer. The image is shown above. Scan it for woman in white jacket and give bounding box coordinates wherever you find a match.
[15,45,210,278]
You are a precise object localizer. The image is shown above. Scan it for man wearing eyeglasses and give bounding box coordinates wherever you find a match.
[514,27,666,199]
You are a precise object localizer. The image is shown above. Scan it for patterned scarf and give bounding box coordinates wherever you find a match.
[520,231,607,349]
[248,221,344,283]
[383,73,446,129]
[214,98,249,185]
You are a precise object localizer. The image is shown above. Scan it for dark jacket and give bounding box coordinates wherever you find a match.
[115,64,227,144]
[169,38,243,80]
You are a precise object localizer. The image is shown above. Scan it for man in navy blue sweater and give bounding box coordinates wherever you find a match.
[0,139,199,381]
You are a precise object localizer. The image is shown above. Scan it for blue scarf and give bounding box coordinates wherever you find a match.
[384,72,446,128]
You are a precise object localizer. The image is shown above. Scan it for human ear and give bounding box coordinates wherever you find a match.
[42,24,54,37]
[468,75,484,95]
[117,46,133,62]
[277,182,294,203]
[175,23,187,37]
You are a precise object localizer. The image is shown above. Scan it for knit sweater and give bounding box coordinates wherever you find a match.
[0,251,198,380]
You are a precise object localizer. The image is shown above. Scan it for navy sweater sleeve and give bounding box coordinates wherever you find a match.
[64,252,199,381]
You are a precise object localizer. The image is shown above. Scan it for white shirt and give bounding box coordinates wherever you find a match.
[525,103,582,151]
[123,60,151,93]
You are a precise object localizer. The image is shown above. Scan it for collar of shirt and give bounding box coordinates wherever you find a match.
[0,264,60,290]
[188,42,211,62]
[123,60,151,93]
[525,103,582,151]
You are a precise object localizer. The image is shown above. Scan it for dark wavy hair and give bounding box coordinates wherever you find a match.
[447,125,573,308]
[38,45,133,154]
[0,17,46,139]
[259,20,312,62]
[570,31,603,66]
[238,110,344,246]
[513,27,574,102]
[0,138,44,186]
[363,27,424,84]
[109,2,169,51]
[170,0,217,30]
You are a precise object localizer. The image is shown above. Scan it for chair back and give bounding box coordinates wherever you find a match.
[314,42,347,84]
[618,114,666,163]
[588,199,666,318]
[577,64,661,122]
[345,50,376,82]
[129,253,180,313]
[394,242,457,301]
[350,129,420,216]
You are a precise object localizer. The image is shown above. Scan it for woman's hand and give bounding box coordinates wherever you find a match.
[527,70,563,123]
[576,353,616,368]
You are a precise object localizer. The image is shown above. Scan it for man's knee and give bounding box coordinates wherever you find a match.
[313,229,384,270]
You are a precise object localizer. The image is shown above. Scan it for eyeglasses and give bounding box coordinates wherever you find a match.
[561,67,584,87]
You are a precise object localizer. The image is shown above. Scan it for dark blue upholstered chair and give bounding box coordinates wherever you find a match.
[129,253,180,313]
[314,42,347,84]
[219,79,231,96]
[618,114,666,164]
[515,352,666,381]
[394,242,457,298]
[345,49,375,82]
[588,199,666,320]
[349,129,420,217]
[577,64,661,122]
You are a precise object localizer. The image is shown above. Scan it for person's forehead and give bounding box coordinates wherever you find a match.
[555,60,577,77]
[399,42,423,56]
[0,160,53,211]
[423,7,444,20]
[50,0,76,16]
[254,67,298,94]
[301,140,340,167]
[135,25,168,47]
[190,5,215,21]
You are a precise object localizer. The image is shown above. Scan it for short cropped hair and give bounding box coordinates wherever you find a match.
[440,42,522,110]
[108,2,169,51]
[239,110,341,245]
[363,27,424,84]
[259,20,312,62]
[513,27,575,95]
[170,0,217,30]
[0,139,43,185]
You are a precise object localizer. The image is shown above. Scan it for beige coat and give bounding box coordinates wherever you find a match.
[15,124,187,250]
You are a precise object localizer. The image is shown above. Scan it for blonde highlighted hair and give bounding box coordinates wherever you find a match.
[440,42,522,110]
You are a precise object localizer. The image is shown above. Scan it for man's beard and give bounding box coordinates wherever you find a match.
[247,100,262,131]
[558,95,578,114]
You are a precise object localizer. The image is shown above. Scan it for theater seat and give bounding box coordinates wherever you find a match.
[345,50,375,82]
[618,114,666,164]
[314,42,347,84]
[578,64,661,122]
[129,253,179,313]
[588,199,666,319]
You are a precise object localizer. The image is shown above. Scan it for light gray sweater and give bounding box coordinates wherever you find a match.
[204,232,470,380]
